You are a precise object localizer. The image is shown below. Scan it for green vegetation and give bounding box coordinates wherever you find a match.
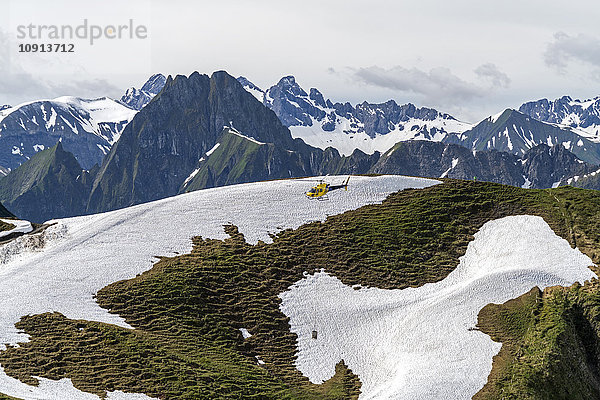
[476,282,600,399]
[1,180,600,399]
[0,142,93,223]
[184,130,316,192]
[184,130,268,191]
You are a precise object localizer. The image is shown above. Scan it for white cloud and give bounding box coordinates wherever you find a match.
[544,32,600,77]
[474,63,511,88]
[351,64,509,109]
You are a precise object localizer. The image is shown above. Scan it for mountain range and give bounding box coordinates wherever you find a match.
[0,96,135,171]
[0,74,166,174]
[240,76,600,165]
[2,70,600,221]
[238,75,472,156]
[519,95,600,140]
[446,108,600,164]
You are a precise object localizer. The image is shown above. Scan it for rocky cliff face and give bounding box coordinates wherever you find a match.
[369,141,595,189]
[520,144,594,188]
[371,141,524,186]
[88,71,315,213]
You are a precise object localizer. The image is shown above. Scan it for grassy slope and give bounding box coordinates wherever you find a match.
[476,282,600,400]
[184,131,266,192]
[0,180,599,399]
[0,144,59,202]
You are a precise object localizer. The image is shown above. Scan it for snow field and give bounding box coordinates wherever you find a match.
[279,215,597,399]
[0,176,439,399]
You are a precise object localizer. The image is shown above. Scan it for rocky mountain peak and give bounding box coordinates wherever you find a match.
[140,73,167,94]
[519,94,600,140]
[120,73,167,110]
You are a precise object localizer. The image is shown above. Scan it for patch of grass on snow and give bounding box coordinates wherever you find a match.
[0,221,15,233]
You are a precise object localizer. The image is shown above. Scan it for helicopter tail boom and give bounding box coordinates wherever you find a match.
[328,176,351,192]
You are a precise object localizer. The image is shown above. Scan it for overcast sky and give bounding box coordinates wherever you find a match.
[2,0,600,122]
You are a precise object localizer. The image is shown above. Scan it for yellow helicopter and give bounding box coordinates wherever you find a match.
[305,176,350,199]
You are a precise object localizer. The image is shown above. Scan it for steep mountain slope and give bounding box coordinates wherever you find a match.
[88,71,324,213]
[0,96,136,170]
[238,76,472,156]
[565,166,600,190]
[444,108,600,164]
[182,127,315,191]
[0,202,14,219]
[520,95,600,141]
[0,143,94,222]
[120,74,167,110]
[1,179,600,399]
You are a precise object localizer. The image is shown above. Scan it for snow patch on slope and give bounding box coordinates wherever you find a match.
[279,215,595,400]
[0,219,33,239]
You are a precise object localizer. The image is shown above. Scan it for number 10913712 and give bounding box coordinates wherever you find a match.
[18,43,75,53]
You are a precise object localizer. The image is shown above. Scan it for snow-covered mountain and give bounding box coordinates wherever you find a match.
[0,96,136,170]
[120,73,166,110]
[238,76,473,156]
[519,95,600,142]
[445,108,600,165]
[239,76,600,165]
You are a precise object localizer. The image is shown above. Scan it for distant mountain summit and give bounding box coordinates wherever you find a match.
[0,96,136,170]
[445,108,600,164]
[238,76,472,156]
[519,95,600,141]
[120,73,167,110]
